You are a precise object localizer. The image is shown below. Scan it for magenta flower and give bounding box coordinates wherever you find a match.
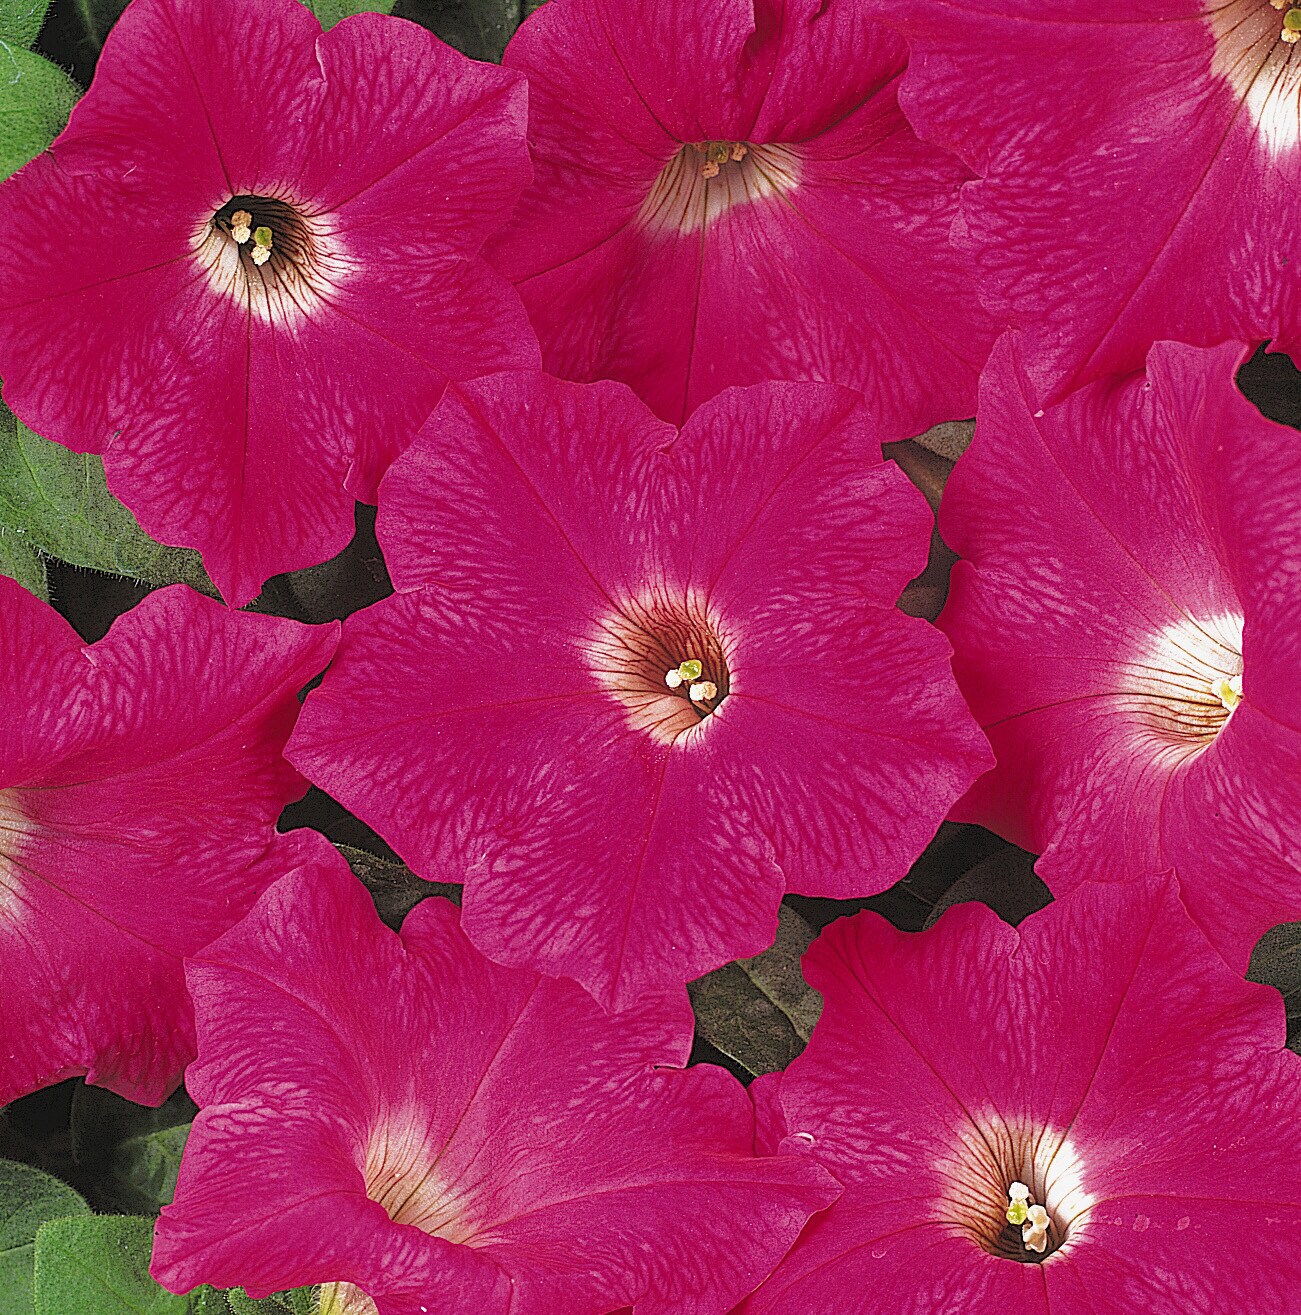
[0,0,537,607]
[0,578,337,1107]
[287,372,991,1008]
[863,0,1301,402]
[938,336,1301,972]
[485,0,996,433]
[742,878,1301,1312]
[150,858,839,1315]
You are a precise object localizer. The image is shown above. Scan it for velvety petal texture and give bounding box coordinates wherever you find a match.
[743,878,1301,1313]
[151,859,838,1315]
[487,0,996,432]
[864,0,1301,402]
[939,336,1301,971]
[287,372,990,1008]
[0,578,337,1106]
[0,0,537,605]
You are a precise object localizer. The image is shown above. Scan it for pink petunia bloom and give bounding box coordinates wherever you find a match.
[485,0,996,433]
[286,372,991,1009]
[862,0,1301,404]
[0,0,537,607]
[938,335,1301,973]
[150,858,839,1315]
[742,877,1301,1313]
[0,578,337,1107]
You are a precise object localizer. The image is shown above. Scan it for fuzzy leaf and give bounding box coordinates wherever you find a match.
[0,46,77,181]
[0,1160,89,1315]
[0,0,51,48]
[0,525,45,599]
[296,0,393,29]
[688,903,821,1078]
[110,1125,190,1216]
[224,1288,318,1315]
[34,1215,186,1315]
[921,845,1052,931]
[339,843,459,930]
[1249,921,1301,1053]
[404,0,520,61]
[0,407,213,592]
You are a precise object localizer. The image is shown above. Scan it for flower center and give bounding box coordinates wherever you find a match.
[935,1114,1094,1263]
[638,140,800,236]
[1128,611,1245,750]
[589,593,732,744]
[1207,0,1301,155]
[362,1114,469,1242]
[0,788,31,926]
[193,193,350,324]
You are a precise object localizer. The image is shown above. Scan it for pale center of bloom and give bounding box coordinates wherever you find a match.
[1127,609,1245,750]
[0,788,32,927]
[362,1113,471,1242]
[192,193,353,326]
[638,140,800,236]
[316,1113,474,1315]
[1207,0,1301,155]
[588,591,732,743]
[935,1113,1095,1263]
[317,1284,382,1315]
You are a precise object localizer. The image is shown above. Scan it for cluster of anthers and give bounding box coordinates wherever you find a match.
[692,140,748,178]
[227,208,274,266]
[1005,1182,1051,1255]
[1269,0,1301,44]
[664,657,717,705]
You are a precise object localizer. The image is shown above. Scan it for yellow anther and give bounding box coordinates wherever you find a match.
[689,680,718,703]
[665,668,684,690]
[230,209,252,244]
[1212,673,1243,713]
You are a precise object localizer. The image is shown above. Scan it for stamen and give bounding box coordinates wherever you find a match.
[689,680,718,703]
[251,226,273,267]
[229,209,252,244]
[1022,1204,1050,1254]
[696,140,750,179]
[1212,672,1243,713]
[665,669,684,689]
[1005,1181,1030,1226]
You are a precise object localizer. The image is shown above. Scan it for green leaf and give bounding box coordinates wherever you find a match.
[688,903,821,1078]
[296,0,393,30]
[0,525,46,600]
[224,1288,318,1314]
[339,843,459,930]
[0,1160,89,1315]
[110,1125,190,1216]
[0,0,51,48]
[0,47,78,181]
[400,0,520,61]
[34,1215,187,1315]
[0,407,214,593]
[921,845,1052,932]
[1249,920,1301,1053]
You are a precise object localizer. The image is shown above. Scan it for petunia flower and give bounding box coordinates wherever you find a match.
[485,0,996,433]
[0,0,537,607]
[150,858,840,1315]
[741,877,1301,1313]
[861,0,1301,404]
[938,335,1301,972]
[286,372,991,1009]
[0,578,338,1107]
